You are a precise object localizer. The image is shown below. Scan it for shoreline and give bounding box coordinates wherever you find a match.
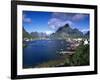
[23,39,83,68]
[23,53,73,69]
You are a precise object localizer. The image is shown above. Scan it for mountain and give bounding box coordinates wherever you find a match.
[31,32,48,39]
[84,31,90,38]
[23,27,33,39]
[23,24,86,40]
[50,24,84,39]
[38,32,47,38]
[23,27,48,40]
[31,32,39,38]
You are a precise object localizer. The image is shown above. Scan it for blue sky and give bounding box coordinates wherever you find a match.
[23,11,90,34]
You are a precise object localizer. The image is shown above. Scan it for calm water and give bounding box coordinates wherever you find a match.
[23,40,70,68]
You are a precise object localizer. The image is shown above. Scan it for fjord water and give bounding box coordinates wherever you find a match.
[23,40,70,68]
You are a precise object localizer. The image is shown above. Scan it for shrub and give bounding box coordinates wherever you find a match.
[64,44,89,66]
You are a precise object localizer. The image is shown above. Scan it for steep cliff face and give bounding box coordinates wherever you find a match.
[50,24,84,39]
[23,27,33,39]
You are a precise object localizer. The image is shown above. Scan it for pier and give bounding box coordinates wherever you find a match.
[59,51,75,55]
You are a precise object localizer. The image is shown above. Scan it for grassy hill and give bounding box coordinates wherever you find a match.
[23,27,33,39]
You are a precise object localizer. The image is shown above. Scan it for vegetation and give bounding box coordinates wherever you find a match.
[64,44,89,66]
[23,27,33,39]
[23,44,27,48]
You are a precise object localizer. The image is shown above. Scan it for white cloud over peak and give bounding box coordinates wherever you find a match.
[72,14,88,21]
[81,29,89,33]
[48,12,89,30]
[45,30,53,35]
[48,18,73,30]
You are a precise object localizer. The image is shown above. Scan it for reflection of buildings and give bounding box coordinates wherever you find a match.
[23,37,50,42]
[23,38,33,42]
[23,38,29,42]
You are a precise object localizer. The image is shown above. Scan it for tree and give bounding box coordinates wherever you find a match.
[64,44,89,66]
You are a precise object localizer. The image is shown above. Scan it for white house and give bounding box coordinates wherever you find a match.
[84,39,89,45]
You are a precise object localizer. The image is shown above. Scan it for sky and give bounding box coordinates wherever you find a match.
[23,11,90,34]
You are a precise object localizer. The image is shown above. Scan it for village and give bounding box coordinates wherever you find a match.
[57,38,89,55]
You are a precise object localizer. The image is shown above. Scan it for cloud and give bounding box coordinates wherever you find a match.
[52,12,88,21]
[45,30,53,35]
[23,14,32,23]
[48,12,89,30]
[48,18,62,29]
[81,28,89,32]
[48,18,73,30]
[48,12,74,30]
[52,12,75,20]
[72,14,88,21]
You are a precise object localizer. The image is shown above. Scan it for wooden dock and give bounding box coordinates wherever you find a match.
[59,51,75,55]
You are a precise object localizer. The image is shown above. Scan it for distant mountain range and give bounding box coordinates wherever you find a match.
[23,24,89,40]
[23,27,48,40]
[31,32,48,39]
